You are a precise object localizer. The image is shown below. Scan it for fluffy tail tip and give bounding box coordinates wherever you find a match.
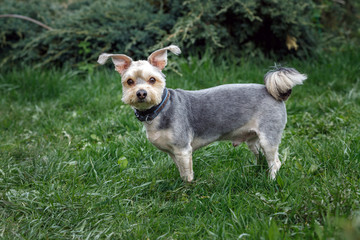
[264,66,307,101]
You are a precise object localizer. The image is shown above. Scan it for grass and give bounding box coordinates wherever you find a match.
[1,47,360,239]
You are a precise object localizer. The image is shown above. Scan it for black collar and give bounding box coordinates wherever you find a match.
[134,88,170,122]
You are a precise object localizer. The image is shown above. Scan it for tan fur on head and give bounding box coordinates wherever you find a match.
[121,61,166,110]
[264,67,307,101]
[97,45,180,110]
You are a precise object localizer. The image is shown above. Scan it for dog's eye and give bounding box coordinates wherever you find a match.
[149,77,156,84]
[127,79,134,86]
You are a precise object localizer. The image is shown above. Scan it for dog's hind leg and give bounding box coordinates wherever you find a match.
[257,103,286,179]
[259,137,281,179]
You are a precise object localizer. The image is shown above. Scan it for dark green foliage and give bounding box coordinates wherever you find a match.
[0,0,359,68]
[159,0,317,57]
[0,0,173,68]
[313,0,360,50]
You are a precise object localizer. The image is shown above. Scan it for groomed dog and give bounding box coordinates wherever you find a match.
[98,45,307,182]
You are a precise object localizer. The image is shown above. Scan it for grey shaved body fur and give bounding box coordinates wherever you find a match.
[158,84,286,150]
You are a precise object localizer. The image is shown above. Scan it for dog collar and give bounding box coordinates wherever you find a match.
[134,88,170,122]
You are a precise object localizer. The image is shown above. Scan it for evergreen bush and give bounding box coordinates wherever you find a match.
[0,0,172,68]
[158,0,316,57]
[0,0,358,68]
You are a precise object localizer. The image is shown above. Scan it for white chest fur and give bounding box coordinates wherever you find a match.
[144,119,174,152]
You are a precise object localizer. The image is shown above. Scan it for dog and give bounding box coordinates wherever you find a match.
[97,45,307,182]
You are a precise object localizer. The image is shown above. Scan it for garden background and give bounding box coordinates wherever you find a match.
[1,0,360,239]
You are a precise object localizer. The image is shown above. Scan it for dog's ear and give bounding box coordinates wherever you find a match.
[148,45,181,71]
[97,53,133,75]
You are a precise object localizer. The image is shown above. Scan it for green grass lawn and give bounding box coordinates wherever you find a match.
[1,48,360,239]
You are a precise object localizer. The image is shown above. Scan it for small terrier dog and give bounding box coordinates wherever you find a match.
[98,45,307,182]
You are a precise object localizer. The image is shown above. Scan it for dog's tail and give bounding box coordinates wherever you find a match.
[264,66,307,101]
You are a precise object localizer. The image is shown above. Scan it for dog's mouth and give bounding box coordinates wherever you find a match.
[131,99,156,110]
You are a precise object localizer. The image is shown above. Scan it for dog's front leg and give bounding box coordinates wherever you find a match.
[169,147,194,182]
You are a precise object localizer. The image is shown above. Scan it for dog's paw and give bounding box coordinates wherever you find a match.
[181,174,194,183]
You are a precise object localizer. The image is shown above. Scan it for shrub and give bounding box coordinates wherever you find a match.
[0,0,172,68]
[158,0,317,57]
[0,0,358,68]
[313,0,360,50]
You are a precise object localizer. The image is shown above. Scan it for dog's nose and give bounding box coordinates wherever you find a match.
[136,89,147,100]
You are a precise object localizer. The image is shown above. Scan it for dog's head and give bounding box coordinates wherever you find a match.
[98,45,181,110]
